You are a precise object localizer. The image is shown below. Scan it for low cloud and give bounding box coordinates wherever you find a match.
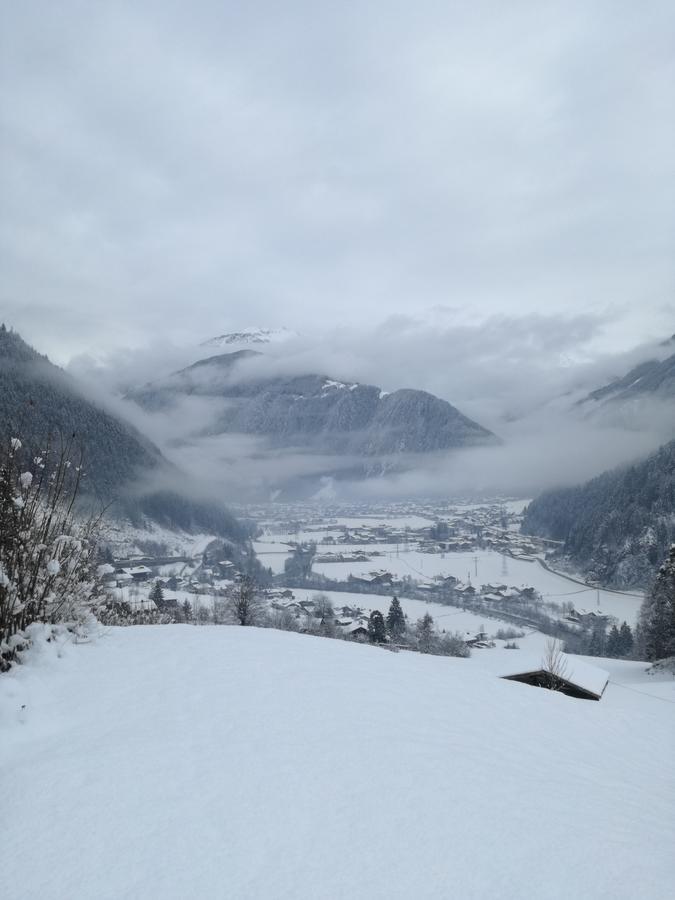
[64,311,674,503]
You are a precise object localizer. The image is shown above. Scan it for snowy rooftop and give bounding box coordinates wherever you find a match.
[497,652,609,698]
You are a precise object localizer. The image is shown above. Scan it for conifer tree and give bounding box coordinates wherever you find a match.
[149,580,164,610]
[618,621,634,657]
[368,609,387,643]
[386,596,406,640]
[606,624,621,657]
[587,623,606,657]
[638,545,675,661]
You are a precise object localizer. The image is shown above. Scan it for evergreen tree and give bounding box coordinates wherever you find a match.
[606,624,621,657]
[638,545,675,661]
[283,542,316,583]
[587,623,606,657]
[368,610,387,643]
[149,580,164,610]
[181,600,192,622]
[618,621,634,657]
[386,596,406,641]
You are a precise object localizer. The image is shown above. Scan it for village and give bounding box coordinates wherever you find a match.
[96,497,631,656]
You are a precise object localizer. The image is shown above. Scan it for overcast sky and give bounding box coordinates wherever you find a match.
[1,1,674,364]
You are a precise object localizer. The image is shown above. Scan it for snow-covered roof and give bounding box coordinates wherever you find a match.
[499,653,609,698]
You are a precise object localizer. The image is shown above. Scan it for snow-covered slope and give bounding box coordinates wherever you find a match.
[1,627,672,899]
[201,327,297,348]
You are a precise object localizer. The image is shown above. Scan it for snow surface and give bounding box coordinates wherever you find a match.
[290,587,516,637]
[312,548,643,623]
[1,626,673,900]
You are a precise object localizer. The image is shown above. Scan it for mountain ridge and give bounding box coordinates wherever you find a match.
[129,349,499,457]
[0,326,248,541]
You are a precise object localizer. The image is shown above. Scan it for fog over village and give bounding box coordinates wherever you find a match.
[1,3,674,899]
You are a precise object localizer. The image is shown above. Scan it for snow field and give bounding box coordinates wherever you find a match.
[1,626,673,900]
[311,548,643,624]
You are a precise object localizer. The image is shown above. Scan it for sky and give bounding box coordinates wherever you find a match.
[1,0,674,366]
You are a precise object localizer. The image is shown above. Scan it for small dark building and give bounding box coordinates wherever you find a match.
[500,656,609,701]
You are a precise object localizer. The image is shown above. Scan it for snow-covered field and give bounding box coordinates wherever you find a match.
[2,627,673,899]
[312,549,643,624]
[290,587,522,639]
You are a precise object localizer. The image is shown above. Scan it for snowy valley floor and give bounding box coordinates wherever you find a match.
[1,626,674,900]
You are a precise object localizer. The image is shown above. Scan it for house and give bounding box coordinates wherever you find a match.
[342,621,369,641]
[119,565,153,582]
[348,570,394,587]
[465,629,492,648]
[500,655,609,701]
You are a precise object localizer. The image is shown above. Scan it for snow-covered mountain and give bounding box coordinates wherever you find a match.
[129,349,499,458]
[0,325,248,542]
[201,327,297,349]
[0,324,164,500]
[577,339,675,426]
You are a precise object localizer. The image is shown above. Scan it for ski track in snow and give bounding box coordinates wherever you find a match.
[1,626,673,900]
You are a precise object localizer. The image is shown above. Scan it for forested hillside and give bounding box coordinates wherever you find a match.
[0,326,248,542]
[522,440,675,588]
[0,325,163,501]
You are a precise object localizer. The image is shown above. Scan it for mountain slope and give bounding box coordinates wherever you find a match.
[0,324,163,501]
[522,440,675,588]
[579,344,675,410]
[130,350,498,455]
[0,326,248,541]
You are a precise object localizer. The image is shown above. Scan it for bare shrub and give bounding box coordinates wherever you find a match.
[542,639,569,691]
[1,433,103,660]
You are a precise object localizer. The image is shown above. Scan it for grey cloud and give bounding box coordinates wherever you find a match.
[1,1,673,360]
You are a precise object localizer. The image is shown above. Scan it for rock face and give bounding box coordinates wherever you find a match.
[129,350,499,456]
[522,439,675,589]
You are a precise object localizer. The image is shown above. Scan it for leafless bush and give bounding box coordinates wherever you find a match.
[542,639,569,691]
[229,575,265,625]
[1,433,104,662]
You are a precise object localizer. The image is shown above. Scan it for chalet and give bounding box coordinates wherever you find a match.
[267,589,295,600]
[342,621,369,641]
[465,629,492,648]
[348,570,394,587]
[500,655,609,701]
[118,565,153,582]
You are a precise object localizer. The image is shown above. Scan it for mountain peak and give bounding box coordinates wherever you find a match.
[201,327,297,349]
